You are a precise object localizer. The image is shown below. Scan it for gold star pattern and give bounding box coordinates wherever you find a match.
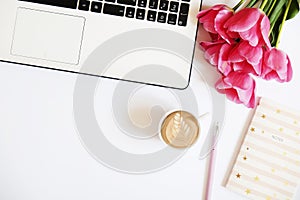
[296,131,300,136]
[284,181,289,186]
[243,156,247,161]
[254,176,260,181]
[261,114,266,119]
[250,127,255,132]
[294,120,298,125]
[279,127,284,132]
[271,168,276,173]
[245,189,251,195]
[276,109,281,113]
[266,196,271,200]
[236,173,241,178]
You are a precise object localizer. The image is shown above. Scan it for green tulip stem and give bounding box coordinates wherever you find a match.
[267,0,277,16]
[245,0,259,8]
[260,0,269,10]
[276,0,293,47]
[233,0,245,11]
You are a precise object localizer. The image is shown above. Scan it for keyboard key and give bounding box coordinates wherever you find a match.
[169,1,179,12]
[159,0,169,11]
[136,8,145,19]
[147,10,156,21]
[19,0,79,9]
[117,0,136,6]
[178,14,188,26]
[157,12,167,23]
[179,3,189,15]
[167,13,177,25]
[138,0,147,7]
[103,4,125,16]
[125,7,135,18]
[105,0,115,2]
[91,1,102,12]
[148,0,158,9]
[78,0,90,11]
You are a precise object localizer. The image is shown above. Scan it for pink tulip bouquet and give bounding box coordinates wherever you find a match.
[197,0,299,108]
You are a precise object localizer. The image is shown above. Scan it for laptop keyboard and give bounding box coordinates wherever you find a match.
[19,0,190,26]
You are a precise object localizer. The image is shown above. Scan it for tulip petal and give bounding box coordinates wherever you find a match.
[286,56,293,81]
[197,4,227,18]
[238,41,263,66]
[215,71,256,108]
[232,61,262,76]
[239,25,259,46]
[200,41,226,66]
[197,4,233,34]
[198,11,219,33]
[239,13,271,47]
[217,43,234,75]
[260,15,271,48]
[224,8,260,32]
[228,45,244,63]
[214,10,234,43]
[262,48,293,82]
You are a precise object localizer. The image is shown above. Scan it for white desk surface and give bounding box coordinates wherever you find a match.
[0,0,300,199]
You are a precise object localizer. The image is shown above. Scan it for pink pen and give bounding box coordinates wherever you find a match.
[204,122,219,200]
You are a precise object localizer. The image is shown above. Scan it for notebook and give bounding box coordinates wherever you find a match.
[225,98,300,200]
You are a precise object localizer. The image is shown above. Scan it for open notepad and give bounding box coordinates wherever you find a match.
[225,98,300,200]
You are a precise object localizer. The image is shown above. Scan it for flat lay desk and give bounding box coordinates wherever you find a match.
[0,0,300,199]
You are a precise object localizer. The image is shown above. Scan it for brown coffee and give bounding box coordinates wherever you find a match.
[160,111,200,148]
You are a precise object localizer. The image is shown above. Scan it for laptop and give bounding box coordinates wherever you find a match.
[0,0,202,89]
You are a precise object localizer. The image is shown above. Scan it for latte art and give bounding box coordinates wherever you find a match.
[160,111,200,148]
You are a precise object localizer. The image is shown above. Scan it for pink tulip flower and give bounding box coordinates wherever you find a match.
[201,40,264,76]
[228,41,263,75]
[262,48,293,82]
[197,6,293,108]
[197,4,233,41]
[223,8,260,44]
[217,42,234,75]
[200,40,227,66]
[215,71,256,108]
[224,8,271,48]
[200,40,235,76]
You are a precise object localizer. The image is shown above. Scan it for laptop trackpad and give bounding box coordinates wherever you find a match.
[11,8,85,65]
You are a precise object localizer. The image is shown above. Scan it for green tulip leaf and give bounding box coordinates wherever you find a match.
[270,18,283,47]
[287,0,300,19]
[269,0,287,24]
[263,0,275,14]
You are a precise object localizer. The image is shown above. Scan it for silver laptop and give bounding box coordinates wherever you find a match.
[0,0,202,89]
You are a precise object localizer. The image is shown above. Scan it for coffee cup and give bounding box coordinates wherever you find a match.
[159,110,200,148]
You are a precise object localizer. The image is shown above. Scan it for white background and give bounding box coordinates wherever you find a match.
[0,0,300,200]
